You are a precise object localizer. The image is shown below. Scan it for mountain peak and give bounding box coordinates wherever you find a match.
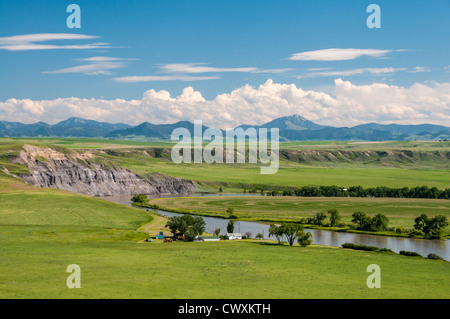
[261,114,327,131]
[54,117,90,127]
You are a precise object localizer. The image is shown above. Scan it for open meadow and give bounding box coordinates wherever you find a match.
[0,173,449,298]
[0,138,449,298]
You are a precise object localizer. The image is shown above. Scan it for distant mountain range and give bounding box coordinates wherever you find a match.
[0,114,449,141]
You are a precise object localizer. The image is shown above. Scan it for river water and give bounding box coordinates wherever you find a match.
[101,193,450,261]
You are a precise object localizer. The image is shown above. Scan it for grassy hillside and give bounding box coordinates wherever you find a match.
[1,138,449,190]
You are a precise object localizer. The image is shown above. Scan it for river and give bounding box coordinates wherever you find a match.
[101,193,450,261]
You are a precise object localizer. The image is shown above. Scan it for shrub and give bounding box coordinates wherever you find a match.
[399,250,422,257]
[341,243,380,252]
[427,253,443,260]
[408,229,425,237]
[364,245,381,252]
[226,207,238,219]
[380,248,395,253]
[353,245,380,252]
[131,194,148,205]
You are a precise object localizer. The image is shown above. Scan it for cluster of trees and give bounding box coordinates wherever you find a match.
[351,212,389,231]
[297,209,344,227]
[243,232,263,239]
[268,223,313,247]
[413,214,449,239]
[246,185,450,199]
[165,215,206,241]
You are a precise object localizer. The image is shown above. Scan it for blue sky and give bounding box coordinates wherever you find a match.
[0,0,449,127]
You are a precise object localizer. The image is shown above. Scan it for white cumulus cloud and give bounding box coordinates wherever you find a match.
[1,79,449,128]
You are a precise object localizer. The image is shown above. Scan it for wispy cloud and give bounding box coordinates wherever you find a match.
[296,67,407,79]
[408,66,431,73]
[158,63,292,74]
[113,63,292,83]
[113,75,220,82]
[159,63,258,73]
[288,48,400,61]
[43,56,135,75]
[0,33,111,51]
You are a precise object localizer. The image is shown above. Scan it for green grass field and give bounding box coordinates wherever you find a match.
[0,138,449,298]
[2,227,449,299]
[0,173,449,298]
[151,196,450,231]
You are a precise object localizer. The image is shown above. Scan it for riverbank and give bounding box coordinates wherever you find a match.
[145,195,450,240]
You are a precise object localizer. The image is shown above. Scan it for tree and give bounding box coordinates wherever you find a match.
[313,211,327,226]
[371,213,389,231]
[131,193,148,205]
[165,215,183,238]
[279,222,304,246]
[327,209,341,227]
[213,228,221,236]
[297,231,313,247]
[226,207,238,219]
[165,215,205,241]
[255,233,264,239]
[227,220,235,233]
[268,224,283,244]
[351,212,372,230]
[425,215,449,239]
[245,231,252,238]
[414,214,429,232]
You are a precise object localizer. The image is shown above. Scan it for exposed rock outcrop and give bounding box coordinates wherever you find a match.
[14,145,197,196]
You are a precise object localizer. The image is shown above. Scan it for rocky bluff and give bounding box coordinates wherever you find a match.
[13,144,197,196]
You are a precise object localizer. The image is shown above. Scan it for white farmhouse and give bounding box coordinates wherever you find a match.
[227,233,242,240]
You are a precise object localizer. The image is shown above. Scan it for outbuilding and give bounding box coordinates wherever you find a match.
[155,231,165,239]
[201,236,220,241]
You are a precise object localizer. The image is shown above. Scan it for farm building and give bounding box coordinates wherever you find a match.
[227,233,242,240]
[201,236,220,241]
[155,231,165,239]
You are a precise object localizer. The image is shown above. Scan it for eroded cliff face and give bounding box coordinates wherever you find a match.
[13,145,197,196]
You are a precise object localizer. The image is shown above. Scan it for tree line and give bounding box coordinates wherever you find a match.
[303,209,448,239]
[245,185,450,199]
